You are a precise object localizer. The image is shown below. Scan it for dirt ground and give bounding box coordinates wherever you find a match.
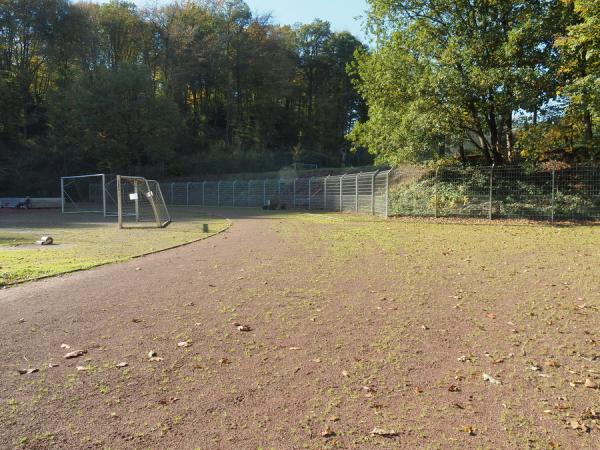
[0,209,599,449]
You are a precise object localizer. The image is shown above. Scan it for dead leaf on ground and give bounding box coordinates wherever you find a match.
[64,350,87,359]
[116,362,128,368]
[237,325,252,332]
[177,341,192,348]
[321,426,336,438]
[18,368,38,375]
[461,426,476,436]
[370,427,399,437]
[482,373,502,385]
[569,419,590,432]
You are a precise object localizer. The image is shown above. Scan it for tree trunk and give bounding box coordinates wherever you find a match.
[458,143,467,166]
[583,108,593,149]
[506,112,515,163]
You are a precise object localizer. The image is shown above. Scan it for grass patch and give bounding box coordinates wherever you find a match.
[0,207,230,286]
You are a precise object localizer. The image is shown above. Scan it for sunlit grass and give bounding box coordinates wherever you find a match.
[0,207,230,286]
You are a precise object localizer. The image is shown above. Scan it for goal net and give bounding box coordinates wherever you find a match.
[117,175,171,228]
[61,174,118,216]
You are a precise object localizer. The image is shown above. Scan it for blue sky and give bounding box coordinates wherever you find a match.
[117,0,370,40]
[244,0,369,39]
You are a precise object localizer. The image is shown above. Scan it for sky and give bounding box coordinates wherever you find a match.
[117,0,371,40]
[244,0,369,39]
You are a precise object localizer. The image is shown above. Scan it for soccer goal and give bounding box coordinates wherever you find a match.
[61,174,119,216]
[116,175,171,228]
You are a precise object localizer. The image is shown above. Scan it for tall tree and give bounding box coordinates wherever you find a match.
[351,0,568,165]
[556,0,600,155]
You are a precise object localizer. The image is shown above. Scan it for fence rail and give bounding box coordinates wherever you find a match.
[159,165,599,222]
[160,170,391,217]
[389,165,600,222]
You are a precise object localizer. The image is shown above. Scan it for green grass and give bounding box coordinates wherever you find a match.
[0,207,230,286]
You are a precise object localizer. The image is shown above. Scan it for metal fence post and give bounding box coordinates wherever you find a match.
[308,178,312,210]
[171,182,175,205]
[385,171,389,217]
[293,178,297,209]
[371,172,376,215]
[339,175,343,212]
[355,174,359,212]
[116,175,123,228]
[202,181,206,206]
[434,167,439,218]
[488,165,495,220]
[60,177,65,214]
[324,176,329,210]
[101,174,107,217]
[263,179,267,206]
[551,168,556,223]
[186,182,190,206]
[232,180,236,207]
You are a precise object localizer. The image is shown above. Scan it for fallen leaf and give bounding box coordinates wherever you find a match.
[569,419,590,432]
[321,426,336,438]
[116,362,128,368]
[148,351,157,358]
[370,427,399,437]
[237,325,252,332]
[18,368,38,375]
[482,373,502,385]
[584,378,598,389]
[219,358,231,365]
[177,341,192,348]
[461,426,476,436]
[448,385,461,392]
[60,344,71,349]
[64,350,87,359]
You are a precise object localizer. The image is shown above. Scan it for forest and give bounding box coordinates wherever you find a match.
[0,0,367,194]
[0,0,598,196]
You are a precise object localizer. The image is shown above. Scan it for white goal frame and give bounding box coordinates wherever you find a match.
[116,175,171,228]
[61,173,115,216]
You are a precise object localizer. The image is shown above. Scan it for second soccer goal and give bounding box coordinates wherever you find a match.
[116,175,171,228]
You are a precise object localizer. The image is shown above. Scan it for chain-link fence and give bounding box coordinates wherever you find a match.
[158,166,599,222]
[160,170,391,217]
[389,165,600,222]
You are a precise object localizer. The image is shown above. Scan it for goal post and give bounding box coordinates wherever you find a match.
[117,175,171,228]
[61,174,119,216]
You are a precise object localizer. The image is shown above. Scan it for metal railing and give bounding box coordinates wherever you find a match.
[160,170,391,217]
[159,165,599,222]
[389,165,600,222]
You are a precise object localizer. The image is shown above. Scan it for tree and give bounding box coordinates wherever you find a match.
[48,65,181,174]
[556,0,600,155]
[351,0,569,165]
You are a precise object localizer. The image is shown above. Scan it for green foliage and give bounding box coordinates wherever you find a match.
[352,0,596,166]
[47,65,181,174]
[389,165,600,220]
[0,0,368,195]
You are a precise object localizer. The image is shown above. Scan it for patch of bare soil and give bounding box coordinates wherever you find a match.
[0,210,598,449]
